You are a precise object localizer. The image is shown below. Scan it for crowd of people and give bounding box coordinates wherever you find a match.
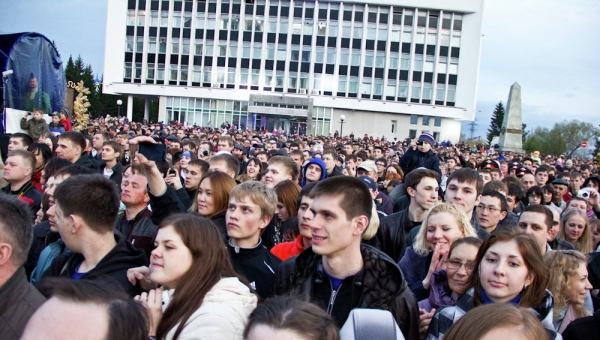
[0,110,599,340]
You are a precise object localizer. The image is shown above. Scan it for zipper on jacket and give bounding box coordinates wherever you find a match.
[326,279,341,314]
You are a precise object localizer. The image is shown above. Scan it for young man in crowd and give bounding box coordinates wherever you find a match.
[564,171,583,202]
[322,149,343,178]
[208,153,239,179]
[1,150,42,217]
[273,176,419,340]
[56,131,97,170]
[376,169,439,261]
[263,155,299,189]
[475,190,508,233]
[505,183,524,214]
[517,204,554,255]
[99,141,123,188]
[520,173,536,193]
[0,193,46,340]
[8,133,34,154]
[301,158,326,187]
[167,159,209,209]
[356,161,393,215]
[535,165,551,186]
[226,181,282,299]
[217,135,235,153]
[91,131,110,162]
[43,175,148,297]
[443,168,489,239]
[545,206,575,251]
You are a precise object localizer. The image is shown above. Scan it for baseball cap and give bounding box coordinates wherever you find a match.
[358,176,377,191]
[357,161,377,173]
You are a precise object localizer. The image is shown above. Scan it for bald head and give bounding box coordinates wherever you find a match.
[521,174,536,191]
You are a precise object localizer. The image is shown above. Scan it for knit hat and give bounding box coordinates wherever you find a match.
[418,132,435,146]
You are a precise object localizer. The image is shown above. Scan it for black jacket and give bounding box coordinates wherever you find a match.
[562,309,600,340]
[174,187,196,210]
[374,208,423,262]
[327,165,344,178]
[100,161,124,188]
[25,221,59,278]
[210,210,228,242]
[227,238,282,299]
[73,152,98,170]
[272,244,420,340]
[114,207,158,259]
[1,182,42,219]
[148,186,188,225]
[41,233,148,297]
[399,147,441,179]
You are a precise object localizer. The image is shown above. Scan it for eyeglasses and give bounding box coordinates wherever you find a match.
[476,204,501,213]
[446,259,476,272]
[528,194,541,199]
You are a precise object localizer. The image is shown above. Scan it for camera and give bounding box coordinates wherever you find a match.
[416,140,424,146]
[202,150,209,156]
[168,167,176,176]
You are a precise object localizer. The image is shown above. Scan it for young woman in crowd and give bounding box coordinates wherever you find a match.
[426,229,559,340]
[526,186,544,205]
[28,142,53,192]
[270,182,316,261]
[243,157,264,182]
[544,250,593,333]
[558,210,592,253]
[40,157,71,188]
[418,237,482,337]
[443,304,548,340]
[129,213,257,340]
[244,296,338,340]
[189,171,236,240]
[582,176,600,192]
[589,218,600,251]
[273,180,301,242]
[399,203,478,301]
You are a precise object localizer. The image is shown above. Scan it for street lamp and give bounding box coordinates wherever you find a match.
[339,114,346,137]
[116,99,123,119]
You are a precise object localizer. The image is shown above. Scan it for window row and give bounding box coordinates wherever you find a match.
[410,115,443,126]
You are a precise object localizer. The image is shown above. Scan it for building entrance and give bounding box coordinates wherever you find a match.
[250,113,308,135]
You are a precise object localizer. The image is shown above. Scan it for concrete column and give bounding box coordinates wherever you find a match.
[126,95,133,121]
[144,98,150,121]
[158,96,167,123]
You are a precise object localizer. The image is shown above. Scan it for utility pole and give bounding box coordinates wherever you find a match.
[468,119,478,141]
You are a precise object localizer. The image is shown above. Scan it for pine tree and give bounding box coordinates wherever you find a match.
[486,102,505,146]
[65,55,78,83]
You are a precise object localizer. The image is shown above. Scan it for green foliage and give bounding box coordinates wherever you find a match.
[523,120,600,157]
[522,123,527,143]
[486,102,504,146]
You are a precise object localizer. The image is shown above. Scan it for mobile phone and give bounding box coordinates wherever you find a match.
[137,142,167,162]
[168,167,176,175]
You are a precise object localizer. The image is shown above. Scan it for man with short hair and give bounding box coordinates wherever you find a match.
[2,150,42,217]
[226,181,282,299]
[263,156,299,188]
[7,133,33,153]
[217,136,234,153]
[344,142,354,155]
[443,168,489,240]
[176,128,186,141]
[377,169,440,261]
[56,131,97,170]
[517,204,554,254]
[521,173,536,192]
[580,164,591,179]
[167,158,209,210]
[273,177,419,339]
[564,171,583,202]
[0,193,46,340]
[478,170,492,185]
[91,132,110,161]
[535,165,551,186]
[373,146,384,159]
[322,149,343,177]
[208,153,239,178]
[550,178,568,211]
[232,143,248,175]
[99,141,124,188]
[357,161,393,214]
[115,174,158,258]
[475,190,508,233]
[506,183,524,213]
[43,175,148,297]
[289,149,305,171]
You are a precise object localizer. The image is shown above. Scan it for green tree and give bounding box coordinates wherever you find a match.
[523,120,600,157]
[64,55,78,83]
[522,123,528,143]
[486,102,504,146]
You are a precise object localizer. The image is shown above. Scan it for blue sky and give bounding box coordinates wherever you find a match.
[1,0,598,138]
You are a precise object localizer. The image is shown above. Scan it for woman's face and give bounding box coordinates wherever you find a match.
[180,156,190,168]
[247,161,260,177]
[565,261,593,305]
[276,202,291,222]
[479,240,533,303]
[33,151,44,170]
[543,191,553,204]
[197,178,215,216]
[446,244,479,296]
[528,193,541,205]
[426,212,465,254]
[43,138,53,150]
[150,225,193,289]
[591,225,600,250]
[564,215,587,243]
[587,181,599,191]
[387,166,397,174]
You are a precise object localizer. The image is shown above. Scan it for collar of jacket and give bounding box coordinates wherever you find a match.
[0,267,29,316]
[228,237,264,255]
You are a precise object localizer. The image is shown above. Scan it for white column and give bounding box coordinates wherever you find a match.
[126,95,133,121]
[144,98,150,121]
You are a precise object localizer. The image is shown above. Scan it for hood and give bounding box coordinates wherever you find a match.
[301,158,327,187]
[82,233,148,279]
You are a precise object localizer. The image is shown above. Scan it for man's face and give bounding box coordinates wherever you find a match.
[476,196,507,231]
[346,158,356,170]
[447,159,456,169]
[92,134,104,150]
[518,211,551,254]
[302,151,311,161]
[291,154,303,169]
[506,195,518,212]
[344,145,353,154]
[8,137,26,152]
[375,160,386,174]
[478,172,491,185]
[257,153,268,163]
[101,145,119,162]
[552,184,567,197]
[169,141,181,150]
[548,209,560,242]
[571,176,582,191]
[20,297,110,340]
[444,180,480,215]
[177,130,185,140]
[500,163,508,173]
[226,195,270,243]
[535,171,548,186]
[209,160,235,178]
[407,177,439,211]
[268,141,277,150]
[120,174,149,206]
[582,169,591,179]
[263,163,291,188]
[3,155,30,183]
[373,149,383,158]
[218,141,233,152]
[490,171,502,181]
[322,154,336,172]
[309,195,364,256]
[232,148,244,160]
[523,160,533,169]
[521,174,536,191]
[184,164,203,190]
[56,139,80,162]
[305,164,323,182]
[29,77,38,89]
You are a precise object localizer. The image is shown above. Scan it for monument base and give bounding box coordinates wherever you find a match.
[499,132,523,154]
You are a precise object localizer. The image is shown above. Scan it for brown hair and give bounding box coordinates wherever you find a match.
[156,213,247,340]
[310,176,372,224]
[102,140,123,161]
[544,250,591,321]
[189,171,236,218]
[448,168,484,196]
[558,210,592,253]
[244,296,339,340]
[444,304,547,340]
[470,228,549,307]
[590,218,600,250]
[7,149,36,173]
[274,180,301,219]
[268,156,299,181]
[404,168,439,190]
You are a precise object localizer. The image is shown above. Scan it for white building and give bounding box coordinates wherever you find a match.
[103,0,484,142]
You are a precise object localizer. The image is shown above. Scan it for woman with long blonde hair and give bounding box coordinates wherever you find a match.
[558,210,592,253]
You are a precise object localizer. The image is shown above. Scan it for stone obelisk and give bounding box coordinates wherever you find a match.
[498,82,524,154]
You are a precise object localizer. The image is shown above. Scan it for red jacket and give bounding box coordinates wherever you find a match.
[61,118,72,131]
[270,235,306,261]
[31,170,44,193]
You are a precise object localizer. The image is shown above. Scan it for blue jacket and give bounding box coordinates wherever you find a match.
[399,147,441,179]
[301,158,327,187]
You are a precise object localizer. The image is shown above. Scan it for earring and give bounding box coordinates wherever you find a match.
[523,284,529,290]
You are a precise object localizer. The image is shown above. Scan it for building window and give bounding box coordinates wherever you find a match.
[159,38,166,53]
[253,43,262,59]
[147,64,155,80]
[300,73,309,89]
[301,50,311,62]
[266,43,275,59]
[412,82,421,100]
[242,42,251,58]
[364,51,373,67]
[375,51,385,68]
[229,43,238,57]
[184,12,192,28]
[173,12,182,28]
[389,52,398,69]
[447,85,456,102]
[422,116,430,126]
[409,129,417,138]
[193,66,202,82]
[288,72,297,88]
[276,44,286,60]
[251,69,260,86]
[196,15,205,29]
[160,11,169,27]
[313,74,321,90]
[195,41,203,55]
[204,66,212,82]
[150,11,159,26]
[434,117,442,127]
[349,76,359,93]
[436,84,445,102]
[205,41,214,56]
[275,71,284,87]
[433,132,440,141]
[361,79,372,95]
[326,48,336,64]
[134,63,142,78]
[231,17,239,30]
[220,15,229,30]
[157,64,165,80]
[386,80,396,97]
[374,79,383,96]
[391,120,397,134]
[340,49,349,65]
[228,67,236,84]
[171,38,180,54]
[410,114,418,125]
[180,65,188,82]
[170,65,178,81]
[414,55,423,71]
[148,37,157,53]
[182,39,190,55]
[291,48,299,62]
[401,54,410,70]
[125,37,134,52]
[338,76,347,92]
[423,83,432,101]
[127,10,136,26]
[240,69,249,85]
[219,44,227,57]
[124,62,132,78]
[398,81,408,98]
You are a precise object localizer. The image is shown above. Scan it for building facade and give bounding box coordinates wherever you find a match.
[103,0,484,141]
